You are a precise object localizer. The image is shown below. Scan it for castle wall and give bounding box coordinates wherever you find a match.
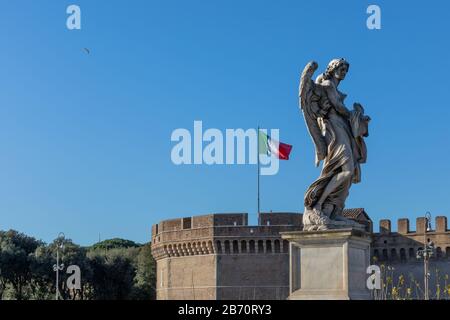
[156,255,217,300]
[151,213,298,300]
[152,212,450,300]
[216,253,289,300]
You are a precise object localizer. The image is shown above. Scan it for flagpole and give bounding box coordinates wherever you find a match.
[257,126,260,225]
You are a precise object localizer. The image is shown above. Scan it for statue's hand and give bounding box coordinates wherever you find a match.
[353,102,363,111]
[353,102,370,121]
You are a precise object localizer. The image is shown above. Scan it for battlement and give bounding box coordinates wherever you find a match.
[150,209,375,261]
[375,216,449,235]
[259,212,303,226]
[151,209,372,236]
[151,212,305,235]
[150,212,305,260]
[152,213,248,234]
[151,210,373,241]
[151,212,450,263]
[372,216,450,262]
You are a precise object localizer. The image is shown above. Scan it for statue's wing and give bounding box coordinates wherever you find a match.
[299,61,327,167]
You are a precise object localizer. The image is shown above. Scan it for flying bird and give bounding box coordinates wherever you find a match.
[83,48,90,55]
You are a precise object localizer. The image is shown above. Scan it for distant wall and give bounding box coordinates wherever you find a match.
[372,217,450,262]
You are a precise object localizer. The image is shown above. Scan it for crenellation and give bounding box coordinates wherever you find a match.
[161,218,183,232]
[379,219,391,234]
[436,216,447,233]
[182,217,192,229]
[192,214,214,228]
[152,224,158,236]
[369,216,450,235]
[397,218,409,234]
[213,213,248,226]
[416,217,426,234]
[259,212,303,226]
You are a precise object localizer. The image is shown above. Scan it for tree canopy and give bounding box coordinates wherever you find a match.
[0,230,155,300]
[90,238,142,251]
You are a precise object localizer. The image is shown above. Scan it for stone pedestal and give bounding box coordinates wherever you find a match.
[281,228,371,300]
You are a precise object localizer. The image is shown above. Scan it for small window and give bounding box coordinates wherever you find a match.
[400,248,406,261]
[241,241,247,253]
[224,240,231,254]
[249,240,255,253]
[373,249,379,261]
[382,249,388,260]
[257,240,264,253]
[391,248,397,260]
[274,240,281,253]
[436,247,442,259]
[232,240,239,253]
[266,240,272,253]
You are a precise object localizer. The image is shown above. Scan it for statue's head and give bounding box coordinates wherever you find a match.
[324,58,349,81]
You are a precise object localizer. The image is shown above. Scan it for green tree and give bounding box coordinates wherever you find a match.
[1,230,157,300]
[132,244,156,300]
[91,238,141,251]
[0,230,43,300]
[29,245,54,300]
[87,250,135,300]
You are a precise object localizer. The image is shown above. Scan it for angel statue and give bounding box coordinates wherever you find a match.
[299,59,371,231]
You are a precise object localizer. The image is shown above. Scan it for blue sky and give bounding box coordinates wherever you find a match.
[1,1,449,245]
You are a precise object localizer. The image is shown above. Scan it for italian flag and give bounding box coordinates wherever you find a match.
[258,130,293,160]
